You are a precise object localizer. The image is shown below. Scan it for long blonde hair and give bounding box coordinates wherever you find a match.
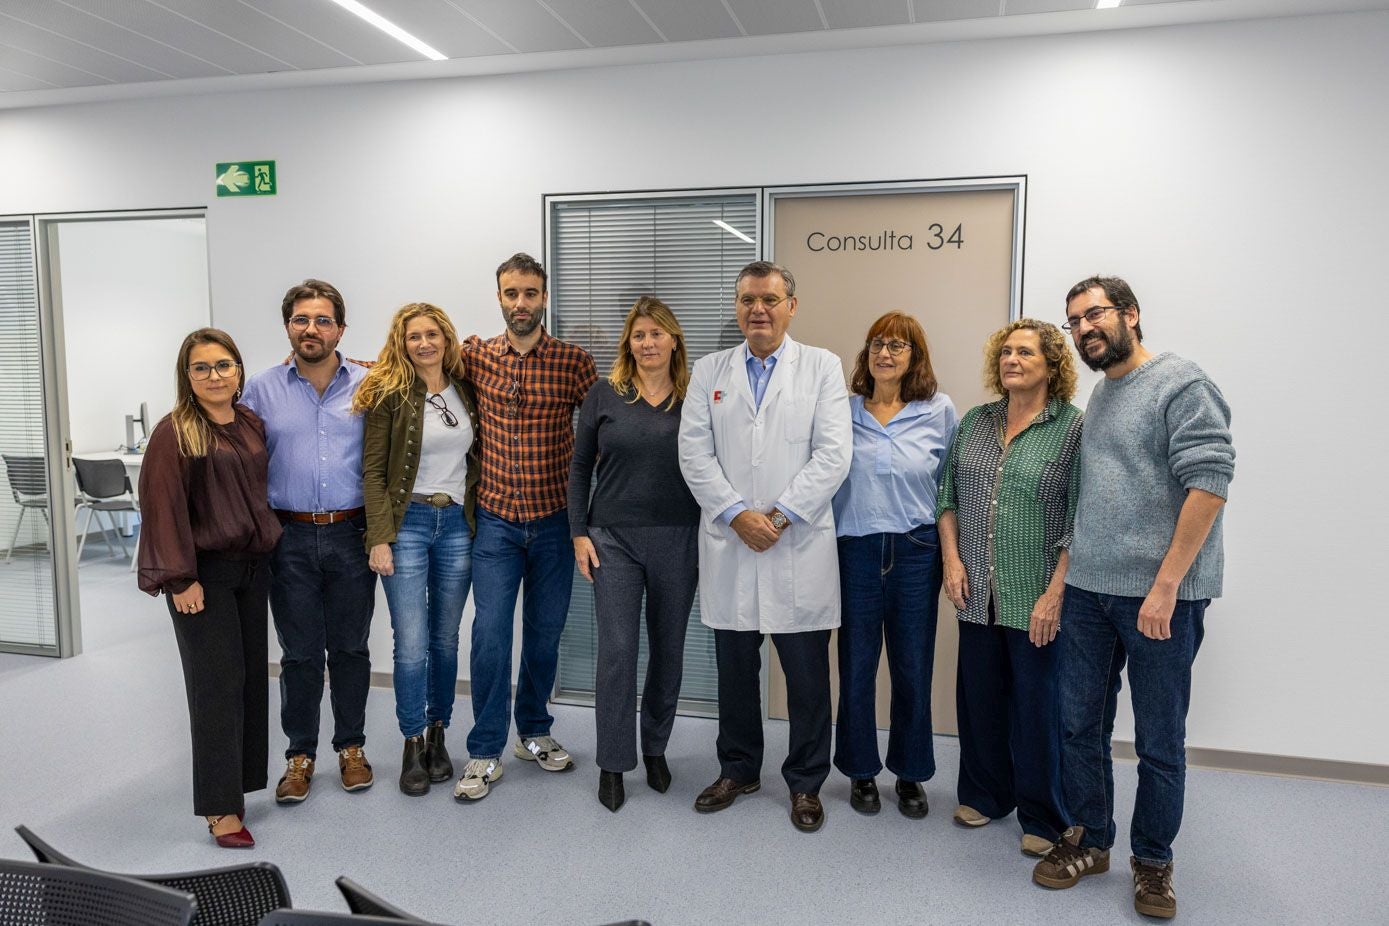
[353,303,464,412]
[608,296,689,411]
[169,328,245,458]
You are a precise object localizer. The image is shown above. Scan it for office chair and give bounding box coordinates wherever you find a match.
[14,824,292,926]
[73,456,139,563]
[334,878,426,920]
[0,857,196,926]
[2,453,49,563]
[256,913,435,925]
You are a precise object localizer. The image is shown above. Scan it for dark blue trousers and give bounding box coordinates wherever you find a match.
[955,617,1068,841]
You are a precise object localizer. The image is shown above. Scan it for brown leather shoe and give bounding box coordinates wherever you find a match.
[790,792,824,832]
[275,754,314,804]
[693,776,760,813]
[339,745,374,792]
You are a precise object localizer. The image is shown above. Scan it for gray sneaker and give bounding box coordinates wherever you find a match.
[1132,857,1177,919]
[1032,840,1110,889]
[453,757,503,802]
[513,735,574,771]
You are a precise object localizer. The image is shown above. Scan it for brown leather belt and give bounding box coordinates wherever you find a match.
[275,507,364,525]
[411,493,455,508]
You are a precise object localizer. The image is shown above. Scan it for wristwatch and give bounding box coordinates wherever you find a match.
[768,509,790,532]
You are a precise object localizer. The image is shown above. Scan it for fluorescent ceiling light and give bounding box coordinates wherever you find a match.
[325,0,448,61]
[1096,0,1124,8]
[713,220,755,244]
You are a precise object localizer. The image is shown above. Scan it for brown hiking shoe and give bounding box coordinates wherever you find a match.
[1132,857,1177,919]
[275,754,314,803]
[338,745,374,792]
[1032,840,1110,889]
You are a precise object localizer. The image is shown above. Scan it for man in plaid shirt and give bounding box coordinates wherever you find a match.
[452,252,598,802]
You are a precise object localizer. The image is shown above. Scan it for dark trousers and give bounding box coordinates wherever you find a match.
[269,515,376,760]
[955,618,1068,841]
[168,554,269,817]
[834,526,941,782]
[589,526,698,773]
[714,628,832,794]
[1059,587,1207,865]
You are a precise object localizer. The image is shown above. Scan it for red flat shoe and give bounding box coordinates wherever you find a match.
[207,815,255,849]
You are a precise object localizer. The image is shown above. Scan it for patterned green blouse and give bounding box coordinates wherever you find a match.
[936,397,1083,630]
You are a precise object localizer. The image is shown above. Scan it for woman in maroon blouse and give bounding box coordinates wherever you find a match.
[138,327,281,848]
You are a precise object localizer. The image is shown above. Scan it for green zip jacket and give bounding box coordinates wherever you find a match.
[361,374,480,550]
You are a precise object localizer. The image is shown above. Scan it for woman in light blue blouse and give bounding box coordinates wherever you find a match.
[831,311,957,818]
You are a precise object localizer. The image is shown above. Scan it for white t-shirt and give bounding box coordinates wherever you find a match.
[413,385,473,504]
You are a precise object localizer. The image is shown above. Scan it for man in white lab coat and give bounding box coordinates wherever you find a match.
[678,260,852,833]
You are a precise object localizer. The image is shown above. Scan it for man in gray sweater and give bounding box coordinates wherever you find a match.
[1031,276,1234,921]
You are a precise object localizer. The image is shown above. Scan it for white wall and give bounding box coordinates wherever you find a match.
[58,218,210,454]
[2,11,1384,765]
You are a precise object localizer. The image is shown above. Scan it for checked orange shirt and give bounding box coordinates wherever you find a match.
[462,329,598,523]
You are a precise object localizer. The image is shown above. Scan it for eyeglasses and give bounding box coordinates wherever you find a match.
[868,338,911,357]
[505,379,521,417]
[187,360,241,381]
[1062,305,1126,331]
[426,393,459,428]
[288,315,338,331]
[737,294,790,310]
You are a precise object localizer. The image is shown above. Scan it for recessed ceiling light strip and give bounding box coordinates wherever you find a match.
[325,0,447,61]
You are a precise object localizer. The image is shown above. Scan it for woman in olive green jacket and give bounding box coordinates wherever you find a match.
[355,302,480,796]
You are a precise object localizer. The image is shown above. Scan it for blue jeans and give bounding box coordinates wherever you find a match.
[465,507,573,759]
[1059,586,1208,865]
[381,502,473,738]
[269,514,376,760]
[834,524,941,782]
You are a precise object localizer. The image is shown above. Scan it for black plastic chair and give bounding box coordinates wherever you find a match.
[256,913,434,925]
[0,856,196,926]
[15,824,292,926]
[2,453,49,563]
[334,878,426,920]
[73,456,139,562]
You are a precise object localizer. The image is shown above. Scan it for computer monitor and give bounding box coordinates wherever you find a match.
[125,401,149,452]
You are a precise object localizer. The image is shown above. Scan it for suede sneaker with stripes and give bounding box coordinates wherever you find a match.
[1031,840,1110,889]
[1131,857,1177,919]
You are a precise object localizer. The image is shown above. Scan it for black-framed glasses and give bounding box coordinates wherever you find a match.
[868,338,911,357]
[287,315,338,331]
[505,379,521,417]
[1062,305,1126,331]
[737,294,790,310]
[188,359,241,381]
[426,393,459,428]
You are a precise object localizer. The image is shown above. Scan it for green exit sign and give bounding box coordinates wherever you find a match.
[216,160,276,197]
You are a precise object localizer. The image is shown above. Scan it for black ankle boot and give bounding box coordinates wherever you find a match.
[423,721,453,782]
[598,770,625,812]
[643,754,672,793]
[399,736,430,796]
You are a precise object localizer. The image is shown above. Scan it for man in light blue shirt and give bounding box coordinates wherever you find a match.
[240,279,377,803]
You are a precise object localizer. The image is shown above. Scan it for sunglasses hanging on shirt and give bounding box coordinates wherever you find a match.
[427,393,459,428]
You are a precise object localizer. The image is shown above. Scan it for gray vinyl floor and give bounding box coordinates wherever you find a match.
[1,553,1386,926]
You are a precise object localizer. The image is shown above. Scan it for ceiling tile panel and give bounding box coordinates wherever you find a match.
[55,0,293,73]
[367,0,516,58]
[540,0,663,46]
[0,12,172,83]
[152,0,359,70]
[238,0,420,64]
[632,0,742,42]
[0,42,113,88]
[724,0,825,36]
[444,0,588,53]
[0,64,60,91]
[820,0,911,29]
[1003,0,1093,14]
[911,0,1003,23]
[0,0,224,78]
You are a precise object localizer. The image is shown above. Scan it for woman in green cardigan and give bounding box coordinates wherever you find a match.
[355,302,480,796]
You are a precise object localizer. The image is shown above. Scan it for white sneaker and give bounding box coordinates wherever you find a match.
[453,757,503,802]
[513,735,574,772]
